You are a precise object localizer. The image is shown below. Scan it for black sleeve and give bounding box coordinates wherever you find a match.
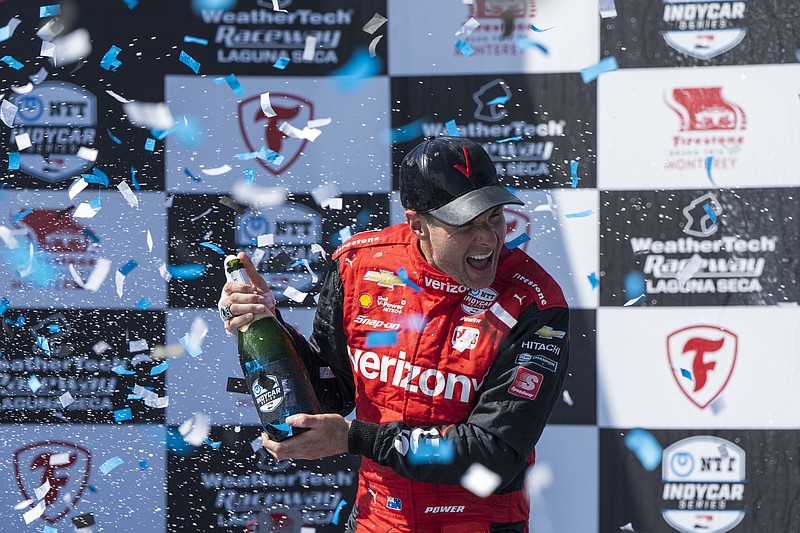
[347,304,570,490]
[277,259,356,417]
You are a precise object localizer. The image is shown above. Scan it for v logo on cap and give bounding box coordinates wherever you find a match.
[453,146,472,177]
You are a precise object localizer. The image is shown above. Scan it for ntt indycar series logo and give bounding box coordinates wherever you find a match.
[661,1,748,60]
[661,436,746,533]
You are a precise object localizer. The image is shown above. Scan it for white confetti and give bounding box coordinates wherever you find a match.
[257,234,274,247]
[460,463,502,498]
[232,181,287,207]
[271,0,288,13]
[455,17,480,41]
[34,480,50,501]
[68,177,88,200]
[0,17,21,42]
[106,89,133,103]
[278,121,321,141]
[14,132,31,150]
[14,499,34,511]
[0,226,20,249]
[259,92,277,118]
[10,82,33,94]
[187,316,208,353]
[115,270,126,297]
[368,35,384,58]
[310,243,327,259]
[362,13,387,34]
[283,286,308,303]
[49,28,92,66]
[22,500,46,524]
[322,198,342,210]
[117,181,139,208]
[158,261,172,282]
[68,257,111,292]
[59,392,75,408]
[201,164,232,176]
[302,35,317,61]
[29,67,49,85]
[0,99,18,127]
[562,389,574,406]
[36,18,64,41]
[146,230,153,252]
[129,339,149,353]
[311,183,340,207]
[676,254,703,286]
[620,523,635,532]
[76,147,98,161]
[39,41,56,58]
[49,452,71,466]
[92,340,111,355]
[72,201,99,219]
[306,117,331,128]
[623,294,645,307]
[122,100,174,130]
[179,413,211,447]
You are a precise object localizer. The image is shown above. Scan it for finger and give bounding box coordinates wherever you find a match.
[238,251,270,293]
[229,303,267,317]
[226,313,253,332]
[286,413,314,428]
[227,292,268,305]
[223,281,258,296]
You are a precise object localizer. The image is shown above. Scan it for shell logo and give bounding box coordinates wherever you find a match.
[358,293,372,308]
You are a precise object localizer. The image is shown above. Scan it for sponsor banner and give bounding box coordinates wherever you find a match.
[391,73,597,190]
[163,0,387,76]
[548,309,596,425]
[597,64,800,190]
[167,193,389,308]
[0,309,166,424]
[0,424,166,531]
[597,307,800,428]
[167,425,359,532]
[602,0,800,67]
[390,190,598,309]
[0,191,168,309]
[387,0,599,76]
[531,425,598,533]
[164,75,390,193]
[599,188,799,306]
[599,429,800,533]
[0,3,168,190]
[165,306,316,425]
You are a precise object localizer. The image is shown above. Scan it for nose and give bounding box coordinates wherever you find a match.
[472,222,499,248]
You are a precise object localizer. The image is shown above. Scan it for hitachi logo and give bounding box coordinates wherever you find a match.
[424,506,465,513]
[424,277,468,294]
[347,346,485,403]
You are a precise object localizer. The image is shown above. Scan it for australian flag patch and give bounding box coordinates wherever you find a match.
[386,496,402,510]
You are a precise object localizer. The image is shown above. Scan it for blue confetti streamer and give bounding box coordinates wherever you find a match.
[183,167,201,182]
[44,526,57,533]
[580,56,618,83]
[179,334,203,358]
[100,456,125,474]
[565,210,593,218]
[11,208,32,223]
[100,45,123,71]
[705,156,716,186]
[144,138,156,151]
[114,408,132,422]
[139,460,148,470]
[516,39,549,55]
[183,35,209,45]
[624,428,663,472]
[179,50,201,74]
[112,365,135,375]
[204,438,221,449]
[130,166,140,190]
[273,56,290,70]
[505,232,530,250]
[0,297,8,315]
[82,229,100,243]
[570,160,580,188]
[106,128,122,145]
[82,172,109,187]
[28,375,42,392]
[680,368,692,380]
[445,119,460,137]
[386,117,428,144]
[365,331,398,348]
[332,499,348,526]
[235,146,285,165]
[214,73,245,97]
[123,0,138,7]
[703,203,717,226]
[587,272,599,289]
[245,168,254,184]
[408,439,455,465]
[36,336,51,356]
[199,241,225,255]
[487,95,509,106]
[624,271,645,299]
[455,40,475,57]
[89,192,101,210]
[530,24,554,32]
[1,55,24,70]
[135,298,150,310]
[48,324,60,333]
[167,264,206,279]
[150,360,169,376]
[396,267,421,293]
[118,259,138,276]
[151,127,175,140]
[40,4,61,17]
[497,136,522,143]
[8,152,19,170]
[332,47,380,93]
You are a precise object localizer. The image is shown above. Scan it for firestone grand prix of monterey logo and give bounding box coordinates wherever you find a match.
[14,441,91,525]
[667,325,737,410]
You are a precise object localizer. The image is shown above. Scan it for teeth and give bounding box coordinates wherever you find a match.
[469,252,492,260]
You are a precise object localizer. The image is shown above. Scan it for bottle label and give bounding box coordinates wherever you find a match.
[251,374,284,413]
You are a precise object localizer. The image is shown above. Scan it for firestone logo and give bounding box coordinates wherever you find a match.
[666,325,737,409]
[237,92,314,176]
[465,0,537,52]
[14,441,91,525]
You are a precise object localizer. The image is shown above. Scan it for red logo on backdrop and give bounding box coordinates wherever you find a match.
[504,207,531,253]
[508,366,544,400]
[469,0,536,19]
[666,325,738,410]
[237,93,314,176]
[14,441,91,525]
[666,87,746,132]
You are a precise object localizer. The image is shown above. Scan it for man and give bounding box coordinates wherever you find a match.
[220,137,570,533]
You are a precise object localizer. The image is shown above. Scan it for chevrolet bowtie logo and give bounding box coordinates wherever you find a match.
[363,270,406,289]
[535,325,566,339]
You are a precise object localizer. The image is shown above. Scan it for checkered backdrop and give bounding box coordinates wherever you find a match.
[0,0,798,531]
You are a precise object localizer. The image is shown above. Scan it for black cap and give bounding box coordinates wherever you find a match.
[399,137,523,226]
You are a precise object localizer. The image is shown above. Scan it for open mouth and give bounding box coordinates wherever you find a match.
[466,251,492,272]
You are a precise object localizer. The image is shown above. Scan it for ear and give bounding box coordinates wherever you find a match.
[405,209,429,240]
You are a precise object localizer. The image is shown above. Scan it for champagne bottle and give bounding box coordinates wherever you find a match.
[224,255,321,441]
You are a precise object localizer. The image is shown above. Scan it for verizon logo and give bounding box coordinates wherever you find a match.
[424,277,468,294]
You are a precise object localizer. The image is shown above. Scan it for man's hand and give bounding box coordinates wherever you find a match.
[219,252,276,335]
[262,414,351,460]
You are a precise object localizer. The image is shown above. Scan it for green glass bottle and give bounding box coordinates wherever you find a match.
[225,255,321,441]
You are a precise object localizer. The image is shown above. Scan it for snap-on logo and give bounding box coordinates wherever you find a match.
[461,287,498,316]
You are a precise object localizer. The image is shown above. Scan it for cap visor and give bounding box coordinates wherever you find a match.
[426,185,524,226]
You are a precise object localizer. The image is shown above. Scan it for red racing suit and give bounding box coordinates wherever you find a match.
[284,224,570,533]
